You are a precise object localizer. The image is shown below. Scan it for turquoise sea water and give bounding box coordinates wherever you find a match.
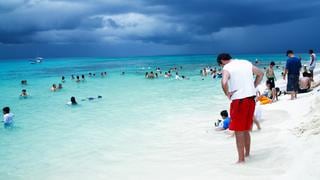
[0,54,310,179]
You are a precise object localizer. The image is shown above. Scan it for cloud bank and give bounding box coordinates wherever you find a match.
[1,0,320,58]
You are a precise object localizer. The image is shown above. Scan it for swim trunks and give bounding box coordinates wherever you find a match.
[229,96,255,131]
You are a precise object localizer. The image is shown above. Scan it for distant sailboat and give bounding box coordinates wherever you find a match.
[29,57,44,64]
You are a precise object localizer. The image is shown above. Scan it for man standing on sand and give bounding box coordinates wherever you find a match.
[308,49,316,81]
[217,53,264,163]
[283,50,302,100]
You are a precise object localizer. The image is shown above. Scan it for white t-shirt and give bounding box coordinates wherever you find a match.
[223,60,256,100]
[3,113,14,124]
[309,53,317,70]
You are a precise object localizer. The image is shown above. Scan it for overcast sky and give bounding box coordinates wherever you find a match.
[0,0,320,59]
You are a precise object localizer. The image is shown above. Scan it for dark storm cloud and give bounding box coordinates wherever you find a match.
[0,0,320,58]
[146,0,320,33]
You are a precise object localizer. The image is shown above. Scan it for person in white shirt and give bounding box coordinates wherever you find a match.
[3,107,14,127]
[309,49,317,81]
[217,53,263,163]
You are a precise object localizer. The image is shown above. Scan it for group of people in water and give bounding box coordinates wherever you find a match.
[2,71,110,128]
[201,67,223,78]
[3,51,318,131]
[144,66,190,80]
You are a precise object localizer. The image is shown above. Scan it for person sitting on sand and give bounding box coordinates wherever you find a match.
[215,110,231,131]
[20,89,28,97]
[51,84,57,91]
[257,80,277,104]
[3,106,14,128]
[298,72,312,93]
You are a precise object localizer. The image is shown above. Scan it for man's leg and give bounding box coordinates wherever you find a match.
[235,131,245,163]
[290,92,294,100]
[244,131,251,157]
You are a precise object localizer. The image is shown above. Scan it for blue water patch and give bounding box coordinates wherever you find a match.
[0,54,311,179]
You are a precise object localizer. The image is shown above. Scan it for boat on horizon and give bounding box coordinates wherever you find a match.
[29,57,44,64]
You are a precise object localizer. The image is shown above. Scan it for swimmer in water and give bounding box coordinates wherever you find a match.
[2,106,14,128]
[20,89,28,97]
[51,84,57,91]
[58,83,63,90]
[67,96,78,105]
[81,95,102,101]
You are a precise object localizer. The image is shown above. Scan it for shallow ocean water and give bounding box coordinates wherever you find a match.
[0,54,310,179]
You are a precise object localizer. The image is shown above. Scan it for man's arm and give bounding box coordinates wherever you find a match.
[252,65,264,88]
[283,69,288,80]
[221,69,231,99]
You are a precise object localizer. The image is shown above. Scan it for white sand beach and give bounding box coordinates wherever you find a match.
[217,69,320,180]
[101,72,320,180]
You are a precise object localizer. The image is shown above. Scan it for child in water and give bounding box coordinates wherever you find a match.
[3,107,14,128]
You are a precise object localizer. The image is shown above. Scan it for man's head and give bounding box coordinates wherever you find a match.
[217,53,232,66]
[270,61,275,67]
[309,49,314,54]
[286,50,294,57]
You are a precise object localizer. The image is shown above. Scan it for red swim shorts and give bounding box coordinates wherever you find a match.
[229,96,256,131]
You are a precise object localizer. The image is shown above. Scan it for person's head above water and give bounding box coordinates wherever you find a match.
[3,106,10,114]
[21,89,27,96]
[70,96,77,105]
